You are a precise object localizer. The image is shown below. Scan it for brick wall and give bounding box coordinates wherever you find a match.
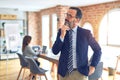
[28,1,120,47]
[28,12,41,45]
[80,1,120,41]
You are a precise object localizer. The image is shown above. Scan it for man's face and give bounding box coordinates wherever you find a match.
[65,9,77,29]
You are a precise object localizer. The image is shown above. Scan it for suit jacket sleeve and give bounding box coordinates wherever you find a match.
[52,29,63,55]
[87,30,102,67]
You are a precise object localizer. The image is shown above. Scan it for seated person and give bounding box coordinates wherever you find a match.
[22,35,40,66]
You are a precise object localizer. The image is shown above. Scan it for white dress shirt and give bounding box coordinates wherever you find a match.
[71,26,77,68]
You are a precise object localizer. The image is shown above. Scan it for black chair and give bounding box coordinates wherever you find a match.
[26,57,48,80]
[88,62,103,80]
[16,53,29,80]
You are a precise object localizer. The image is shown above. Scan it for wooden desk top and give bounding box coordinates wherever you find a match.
[39,53,59,64]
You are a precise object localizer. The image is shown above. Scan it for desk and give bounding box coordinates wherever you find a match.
[39,54,59,64]
[39,53,120,80]
[39,54,59,80]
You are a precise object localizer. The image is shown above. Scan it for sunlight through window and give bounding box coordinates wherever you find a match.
[42,15,49,49]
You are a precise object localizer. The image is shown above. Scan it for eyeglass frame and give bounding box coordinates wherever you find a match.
[65,13,77,18]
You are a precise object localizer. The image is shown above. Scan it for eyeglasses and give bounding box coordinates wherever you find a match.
[65,13,76,18]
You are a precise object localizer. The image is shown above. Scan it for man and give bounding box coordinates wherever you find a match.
[52,7,102,80]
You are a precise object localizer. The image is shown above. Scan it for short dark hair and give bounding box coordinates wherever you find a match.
[69,7,82,19]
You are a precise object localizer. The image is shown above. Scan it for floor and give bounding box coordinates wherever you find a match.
[0,58,120,80]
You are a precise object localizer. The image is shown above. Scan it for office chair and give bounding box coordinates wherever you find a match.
[16,53,29,80]
[26,57,48,80]
[88,62,103,80]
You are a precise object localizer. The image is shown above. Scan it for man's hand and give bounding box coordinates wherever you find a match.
[89,66,95,75]
[60,25,70,38]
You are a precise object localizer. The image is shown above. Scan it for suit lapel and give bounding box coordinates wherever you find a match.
[76,27,84,54]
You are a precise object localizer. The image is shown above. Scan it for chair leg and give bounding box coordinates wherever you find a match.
[28,73,33,80]
[57,74,59,80]
[51,63,55,72]
[22,68,26,80]
[39,76,42,80]
[44,74,48,80]
[113,57,119,80]
[101,77,103,80]
[17,67,22,80]
[35,75,37,80]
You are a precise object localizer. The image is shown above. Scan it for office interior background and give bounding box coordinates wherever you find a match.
[0,0,120,80]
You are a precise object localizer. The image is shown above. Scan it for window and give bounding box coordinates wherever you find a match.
[99,9,120,46]
[108,10,120,45]
[99,9,120,69]
[83,22,94,36]
[52,14,57,44]
[42,15,49,49]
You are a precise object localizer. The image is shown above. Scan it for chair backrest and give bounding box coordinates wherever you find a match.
[16,53,28,67]
[26,57,47,74]
[42,46,47,53]
[88,62,103,80]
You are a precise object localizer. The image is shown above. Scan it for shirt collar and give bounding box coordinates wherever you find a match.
[72,26,78,33]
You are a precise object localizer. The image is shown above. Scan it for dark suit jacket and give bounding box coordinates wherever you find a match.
[52,27,102,77]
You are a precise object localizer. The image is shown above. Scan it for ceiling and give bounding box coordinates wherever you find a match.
[0,0,116,11]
